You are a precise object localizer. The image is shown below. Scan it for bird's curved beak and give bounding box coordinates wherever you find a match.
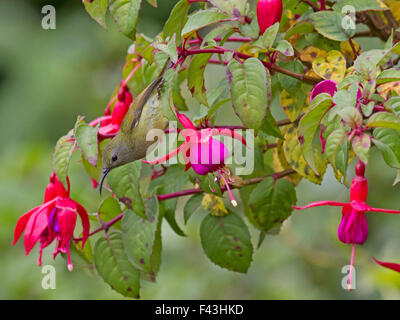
[99,168,111,195]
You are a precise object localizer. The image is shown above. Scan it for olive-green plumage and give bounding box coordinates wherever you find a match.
[99,61,172,193]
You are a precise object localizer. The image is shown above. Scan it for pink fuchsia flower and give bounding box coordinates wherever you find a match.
[293,160,400,289]
[89,84,133,141]
[310,80,338,102]
[143,112,246,206]
[257,0,283,34]
[13,173,90,271]
[310,80,363,102]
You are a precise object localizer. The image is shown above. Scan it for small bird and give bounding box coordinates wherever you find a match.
[99,60,173,194]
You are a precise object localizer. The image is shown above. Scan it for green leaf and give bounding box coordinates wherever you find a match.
[373,127,400,168]
[163,0,190,45]
[75,122,99,166]
[94,232,140,298]
[366,112,400,130]
[385,96,400,117]
[173,69,189,111]
[248,177,297,232]
[151,165,188,236]
[160,67,178,121]
[352,133,371,164]
[354,50,384,79]
[52,131,75,189]
[200,212,253,273]
[108,0,142,40]
[277,60,303,95]
[310,11,355,42]
[285,21,314,40]
[182,9,230,37]
[338,107,363,129]
[261,22,279,49]
[122,197,162,279]
[67,239,94,272]
[201,24,233,48]
[228,58,269,130]
[188,53,212,106]
[154,34,178,63]
[275,40,294,57]
[98,196,123,226]
[333,0,388,12]
[377,69,400,85]
[184,193,206,224]
[209,0,247,17]
[107,161,146,218]
[84,0,108,28]
[298,93,333,173]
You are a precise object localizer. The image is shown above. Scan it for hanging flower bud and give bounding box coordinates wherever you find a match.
[257,0,283,34]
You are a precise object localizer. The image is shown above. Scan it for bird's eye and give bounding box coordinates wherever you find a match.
[112,154,118,162]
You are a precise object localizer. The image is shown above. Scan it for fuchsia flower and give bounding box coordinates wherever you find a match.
[13,173,90,271]
[310,80,338,102]
[143,113,247,206]
[293,160,400,289]
[89,83,133,141]
[257,0,283,34]
[310,79,362,102]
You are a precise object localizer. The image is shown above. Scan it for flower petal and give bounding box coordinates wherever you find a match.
[24,205,51,255]
[74,200,90,247]
[373,257,400,273]
[177,113,196,130]
[338,205,368,244]
[55,199,77,250]
[13,206,39,245]
[310,80,337,102]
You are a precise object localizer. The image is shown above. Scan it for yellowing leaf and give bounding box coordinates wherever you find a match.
[377,81,400,99]
[273,136,303,186]
[385,0,400,21]
[202,193,228,216]
[237,43,259,58]
[345,66,356,77]
[280,89,307,122]
[305,69,321,79]
[299,46,327,63]
[340,40,361,60]
[313,50,346,82]
[282,124,327,184]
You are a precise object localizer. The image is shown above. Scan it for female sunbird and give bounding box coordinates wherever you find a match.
[99,61,173,194]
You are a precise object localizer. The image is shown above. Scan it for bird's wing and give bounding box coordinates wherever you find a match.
[129,76,164,131]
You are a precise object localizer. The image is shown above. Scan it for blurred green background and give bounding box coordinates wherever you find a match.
[1,0,400,299]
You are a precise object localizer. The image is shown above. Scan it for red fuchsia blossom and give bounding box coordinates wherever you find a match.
[89,83,133,141]
[257,0,283,34]
[293,160,400,289]
[143,112,247,206]
[13,173,90,271]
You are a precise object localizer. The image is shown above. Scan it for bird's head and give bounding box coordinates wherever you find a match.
[99,135,132,194]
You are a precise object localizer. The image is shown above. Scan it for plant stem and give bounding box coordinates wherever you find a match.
[185,48,320,85]
[188,37,252,46]
[348,38,359,59]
